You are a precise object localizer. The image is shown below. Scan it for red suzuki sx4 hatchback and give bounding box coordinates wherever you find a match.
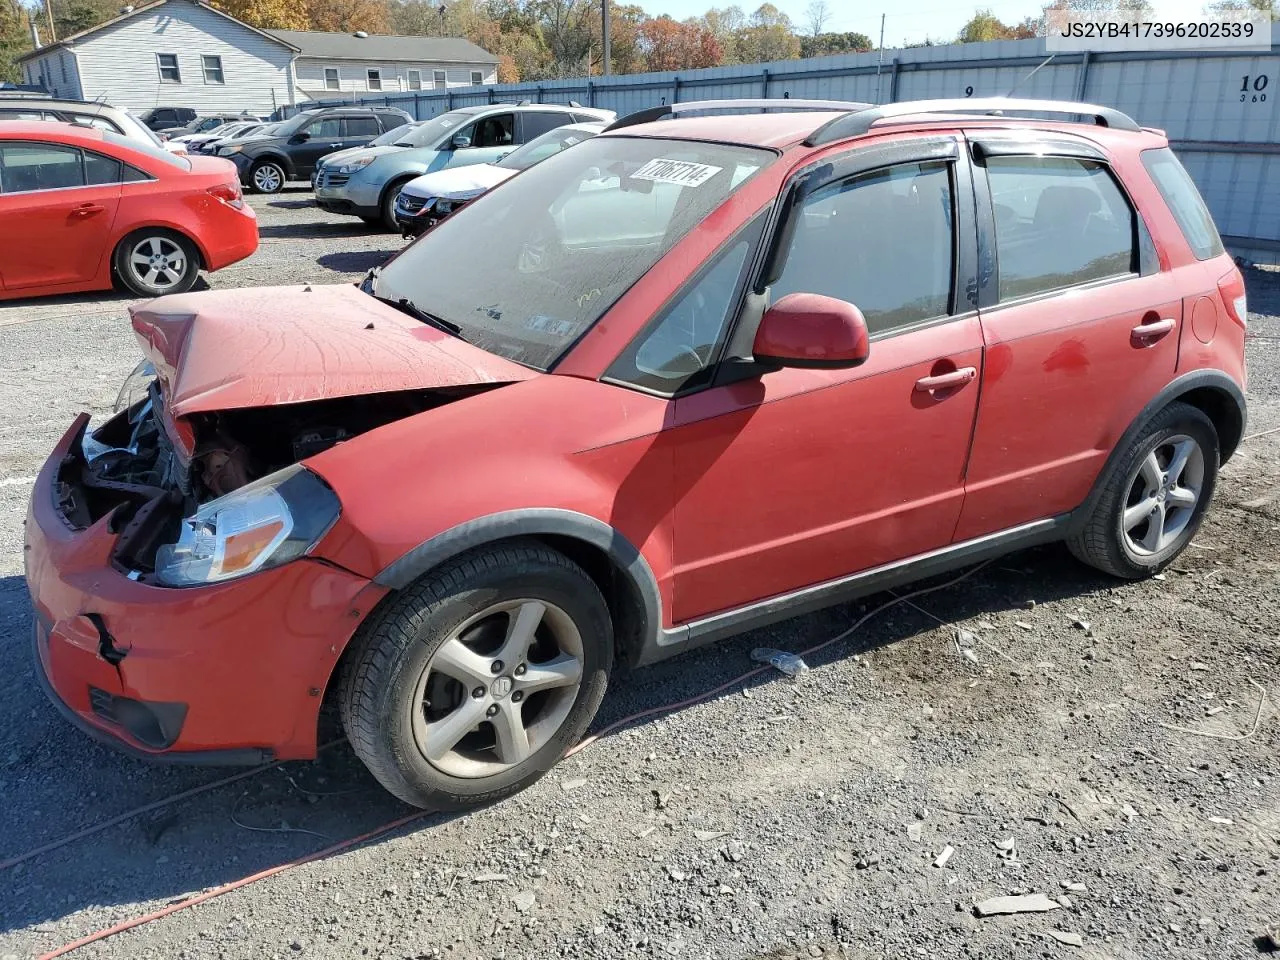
[26,99,1247,809]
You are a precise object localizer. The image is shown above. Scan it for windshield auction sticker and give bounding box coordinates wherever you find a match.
[1047,8,1271,51]
[631,159,724,187]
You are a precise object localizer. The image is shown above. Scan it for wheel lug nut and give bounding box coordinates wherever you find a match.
[486,704,499,717]
[491,660,504,675]
[511,690,524,703]
[514,663,526,676]
[472,686,485,699]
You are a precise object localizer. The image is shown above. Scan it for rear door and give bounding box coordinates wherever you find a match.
[954,134,1181,540]
[0,141,121,290]
[342,114,382,149]
[649,137,985,623]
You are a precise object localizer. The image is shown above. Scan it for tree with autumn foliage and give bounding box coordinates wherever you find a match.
[637,15,720,71]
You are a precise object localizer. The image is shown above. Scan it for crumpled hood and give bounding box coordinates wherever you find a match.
[130,284,534,417]
[401,163,513,201]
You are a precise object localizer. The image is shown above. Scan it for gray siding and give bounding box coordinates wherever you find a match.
[316,36,1280,261]
[293,58,496,100]
[72,0,295,115]
[23,49,83,100]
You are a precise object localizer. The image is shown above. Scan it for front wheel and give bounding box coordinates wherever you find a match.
[339,541,613,810]
[380,180,411,232]
[113,230,199,297]
[249,160,286,193]
[1068,401,1219,578]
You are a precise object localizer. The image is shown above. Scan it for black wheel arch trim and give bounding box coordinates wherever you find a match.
[1065,368,1245,537]
[249,152,294,177]
[373,508,663,664]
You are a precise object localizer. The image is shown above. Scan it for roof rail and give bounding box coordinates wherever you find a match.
[805,97,1141,146]
[606,98,873,132]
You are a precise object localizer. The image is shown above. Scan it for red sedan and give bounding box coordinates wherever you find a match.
[26,98,1247,810]
[0,121,257,300]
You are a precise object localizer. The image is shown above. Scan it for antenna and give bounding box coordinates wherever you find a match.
[1005,53,1055,98]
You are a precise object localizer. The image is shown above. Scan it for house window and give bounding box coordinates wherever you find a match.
[407,69,422,90]
[156,53,181,83]
[471,70,483,85]
[201,55,224,84]
[324,67,339,90]
[433,69,447,89]
[367,68,382,91]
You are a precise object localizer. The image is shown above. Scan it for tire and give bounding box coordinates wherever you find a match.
[379,179,412,232]
[249,159,286,193]
[339,541,613,810]
[112,229,200,297]
[1068,401,1219,579]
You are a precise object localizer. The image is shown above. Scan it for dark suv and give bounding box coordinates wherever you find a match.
[138,107,197,131]
[218,106,413,193]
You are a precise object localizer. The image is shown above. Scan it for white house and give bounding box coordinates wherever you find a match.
[17,0,498,117]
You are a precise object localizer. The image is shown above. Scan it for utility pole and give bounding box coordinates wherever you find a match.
[873,13,885,104]
[44,0,57,44]
[601,0,611,76]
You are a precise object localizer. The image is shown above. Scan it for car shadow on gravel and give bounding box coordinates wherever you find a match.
[0,545,1115,936]
[267,198,321,210]
[316,250,399,274]
[0,277,210,311]
[259,222,391,240]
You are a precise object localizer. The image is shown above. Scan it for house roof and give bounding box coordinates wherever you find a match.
[16,0,301,63]
[265,30,499,64]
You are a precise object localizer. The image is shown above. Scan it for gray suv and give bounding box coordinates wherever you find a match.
[314,102,614,229]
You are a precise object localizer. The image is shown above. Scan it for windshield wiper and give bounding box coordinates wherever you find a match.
[372,294,465,339]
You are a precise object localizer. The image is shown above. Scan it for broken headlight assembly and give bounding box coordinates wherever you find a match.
[154,465,340,587]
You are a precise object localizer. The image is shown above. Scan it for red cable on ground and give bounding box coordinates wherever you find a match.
[38,560,995,958]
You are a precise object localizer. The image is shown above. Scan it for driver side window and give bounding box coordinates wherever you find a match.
[606,218,765,395]
[471,113,514,148]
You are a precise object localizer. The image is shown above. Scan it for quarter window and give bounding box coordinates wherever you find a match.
[156,53,181,83]
[202,55,224,84]
[1141,147,1224,261]
[772,160,955,335]
[986,155,1136,301]
[366,68,382,91]
[324,67,340,90]
[434,69,447,89]
[407,69,422,90]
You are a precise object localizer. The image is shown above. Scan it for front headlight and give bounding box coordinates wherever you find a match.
[220,144,243,156]
[336,156,375,175]
[154,465,340,586]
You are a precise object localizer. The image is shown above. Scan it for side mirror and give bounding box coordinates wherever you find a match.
[450,133,472,149]
[752,292,870,369]
[290,132,310,144]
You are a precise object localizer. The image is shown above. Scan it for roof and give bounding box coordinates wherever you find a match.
[0,119,107,142]
[16,0,300,63]
[607,112,848,149]
[0,96,134,119]
[267,30,498,64]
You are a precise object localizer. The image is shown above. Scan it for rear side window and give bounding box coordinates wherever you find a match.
[771,160,955,335]
[344,116,380,138]
[83,150,122,185]
[1142,148,1224,261]
[986,156,1135,301]
[521,111,570,140]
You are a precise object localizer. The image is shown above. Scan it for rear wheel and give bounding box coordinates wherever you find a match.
[339,541,612,810]
[1068,402,1218,578]
[249,160,286,193]
[112,230,199,297]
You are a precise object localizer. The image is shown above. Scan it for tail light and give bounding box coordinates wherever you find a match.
[1217,268,1247,329]
[207,182,244,210]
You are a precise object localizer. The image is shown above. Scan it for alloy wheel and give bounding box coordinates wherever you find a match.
[1121,434,1204,557]
[127,236,188,293]
[253,163,283,192]
[410,599,584,779]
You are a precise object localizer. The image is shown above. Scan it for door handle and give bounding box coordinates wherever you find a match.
[70,203,105,217]
[330,143,343,148]
[1131,317,1176,344]
[914,366,977,392]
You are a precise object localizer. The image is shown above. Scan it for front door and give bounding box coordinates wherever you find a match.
[665,142,984,623]
[0,141,121,290]
[448,112,516,169]
[293,116,345,177]
[954,141,1182,541]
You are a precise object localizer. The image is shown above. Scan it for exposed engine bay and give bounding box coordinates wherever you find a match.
[57,379,496,575]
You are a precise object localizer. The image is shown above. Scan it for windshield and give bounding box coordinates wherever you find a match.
[272,111,319,137]
[371,136,772,370]
[374,121,417,146]
[497,126,598,172]
[104,130,191,170]
[392,110,471,147]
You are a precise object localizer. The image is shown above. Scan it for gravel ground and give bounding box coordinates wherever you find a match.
[0,192,1278,960]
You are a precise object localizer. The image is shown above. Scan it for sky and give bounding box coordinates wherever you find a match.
[632,0,1212,48]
